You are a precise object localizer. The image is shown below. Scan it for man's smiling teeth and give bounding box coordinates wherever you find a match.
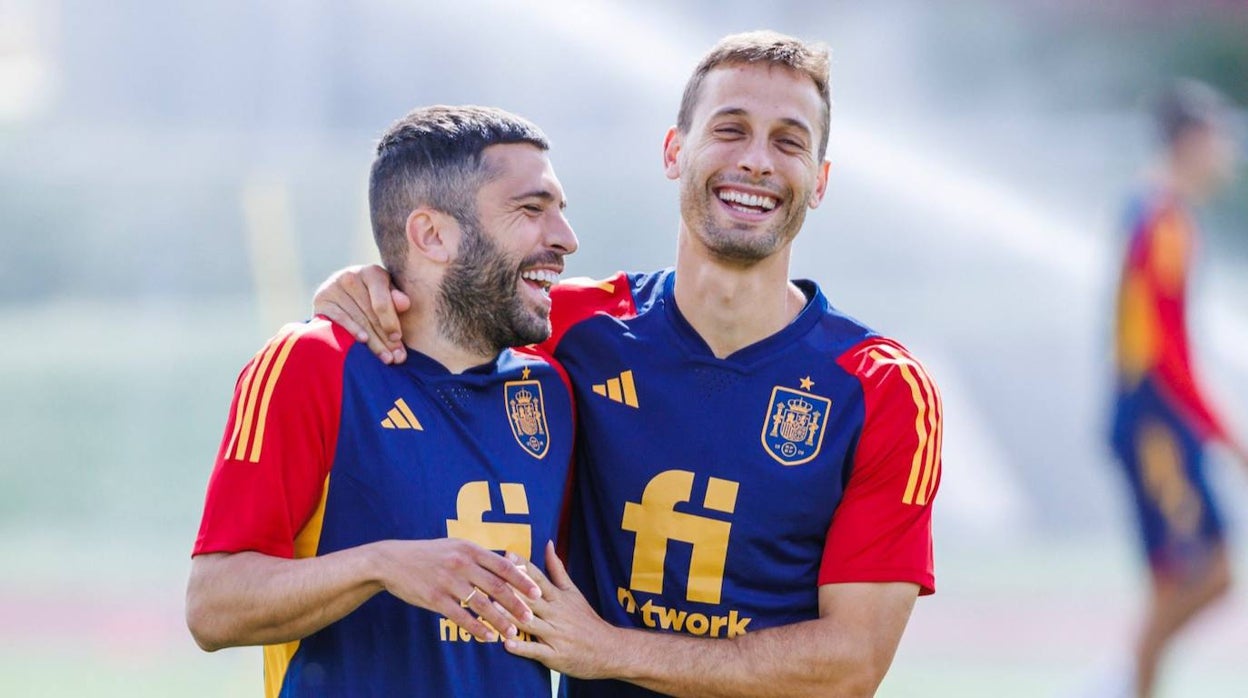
[520,269,559,290]
[718,189,777,211]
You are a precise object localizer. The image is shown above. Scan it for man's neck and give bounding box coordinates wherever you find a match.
[398,281,499,374]
[672,226,807,359]
[1155,158,1204,207]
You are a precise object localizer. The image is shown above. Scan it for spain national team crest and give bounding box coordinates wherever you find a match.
[760,385,831,466]
[505,380,549,459]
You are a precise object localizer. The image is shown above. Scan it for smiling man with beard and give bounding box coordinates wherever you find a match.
[316,31,942,697]
[186,105,579,697]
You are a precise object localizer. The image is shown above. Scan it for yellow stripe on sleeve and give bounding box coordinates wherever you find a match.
[225,358,261,458]
[231,330,291,460]
[901,355,940,506]
[247,330,302,463]
[264,474,332,698]
[869,346,939,505]
[924,381,945,504]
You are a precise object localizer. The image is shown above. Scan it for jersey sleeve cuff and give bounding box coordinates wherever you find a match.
[818,567,935,596]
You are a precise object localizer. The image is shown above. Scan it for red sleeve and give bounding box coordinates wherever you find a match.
[192,319,351,558]
[538,272,638,353]
[821,338,941,595]
[1143,208,1229,442]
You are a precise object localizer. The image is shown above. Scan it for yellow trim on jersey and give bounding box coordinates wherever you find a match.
[868,345,941,506]
[226,346,266,458]
[230,330,291,460]
[225,324,316,463]
[264,474,332,698]
[249,332,300,462]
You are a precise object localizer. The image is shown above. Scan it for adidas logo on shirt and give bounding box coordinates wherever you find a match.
[591,370,639,408]
[381,398,423,430]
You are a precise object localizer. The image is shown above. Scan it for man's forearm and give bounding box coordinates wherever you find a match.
[603,616,887,698]
[186,546,383,651]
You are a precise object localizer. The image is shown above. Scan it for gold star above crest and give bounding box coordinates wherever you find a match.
[521,366,532,380]
[799,376,814,390]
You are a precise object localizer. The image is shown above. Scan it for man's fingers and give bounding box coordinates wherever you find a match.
[544,540,575,591]
[440,602,498,643]
[510,599,554,638]
[469,568,534,623]
[392,288,412,314]
[492,584,533,625]
[317,271,387,349]
[503,635,554,662]
[315,301,368,342]
[488,552,540,601]
[447,549,533,624]
[359,265,404,345]
[362,327,396,365]
[388,289,411,363]
[461,586,518,640]
[334,273,398,363]
[339,271,388,338]
[511,551,558,600]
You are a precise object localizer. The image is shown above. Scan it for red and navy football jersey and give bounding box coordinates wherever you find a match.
[541,270,940,698]
[193,319,574,698]
[1113,188,1229,443]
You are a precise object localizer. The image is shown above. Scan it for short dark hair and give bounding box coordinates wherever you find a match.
[1154,79,1229,147]
[677,31,832,159]
[369,105,549,275]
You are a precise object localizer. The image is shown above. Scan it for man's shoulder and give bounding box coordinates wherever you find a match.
[1123,185,1191,238]
[833,335,940,433]
[551,268,669,312]
[254,318,356,372]
[239,318,354,373]
[833,334,928,379]
[800,289,893,367]
[546,268,672,348]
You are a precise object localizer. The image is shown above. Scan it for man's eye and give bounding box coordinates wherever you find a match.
[715,127,744,136]
[523,205,543,213]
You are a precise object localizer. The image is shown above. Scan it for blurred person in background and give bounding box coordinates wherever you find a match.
[186,105,579,697]
[1109,79,1248,698]
[316,30,941,697]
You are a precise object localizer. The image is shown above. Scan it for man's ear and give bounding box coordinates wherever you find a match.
[808,158,831,209]
[662,126,682,181]
[405,208,455,264]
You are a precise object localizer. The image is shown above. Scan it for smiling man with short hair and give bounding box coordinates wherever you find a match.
[316,31,942,697]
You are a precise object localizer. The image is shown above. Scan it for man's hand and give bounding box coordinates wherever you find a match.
[503,541,622,679]
[313,264,410,364]
[505,541,919,697]
[187,538,542,651]
[376,538,542,643]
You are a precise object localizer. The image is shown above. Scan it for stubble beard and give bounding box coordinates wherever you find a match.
[681,174,807,265]
[437,217,550,357]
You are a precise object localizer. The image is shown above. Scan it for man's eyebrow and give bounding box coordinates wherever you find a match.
[512,189,567,209]
[776,117,814,139]
[709,106,748,120]
[709,107,814,139]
